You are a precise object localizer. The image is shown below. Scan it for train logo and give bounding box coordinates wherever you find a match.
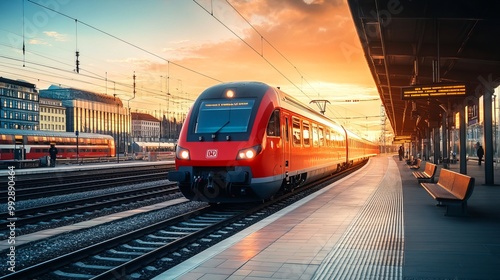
[206,149,218,158]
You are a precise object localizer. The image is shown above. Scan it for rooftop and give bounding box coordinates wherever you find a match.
[39,85,123,106]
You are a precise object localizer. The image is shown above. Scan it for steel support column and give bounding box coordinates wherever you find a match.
[433,127,440,164]
[459,105,467,174]
[484,88,494,185]
[442,112,448,169]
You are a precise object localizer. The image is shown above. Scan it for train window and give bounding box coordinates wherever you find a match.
[302,121,310,146]
[312,123,318,147]
[195,98,256,134]
[292,117,301,146]
[0,135,14,144]
[266,110,280,137]
[318,126,324,146]
[325,130,331,146]
[27,136,37,144]
[330,130,339,146]
[284,117,289,142]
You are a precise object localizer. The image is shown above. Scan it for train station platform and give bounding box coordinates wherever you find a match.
[160,155,500,279]
[0,159,173,177]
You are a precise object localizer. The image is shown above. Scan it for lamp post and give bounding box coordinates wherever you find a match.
[75,130,79,164]
[117,103,120,163]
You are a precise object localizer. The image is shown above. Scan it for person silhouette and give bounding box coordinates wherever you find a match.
[398,146,404,161]
[49,143,58,167]
[477,145,484,166]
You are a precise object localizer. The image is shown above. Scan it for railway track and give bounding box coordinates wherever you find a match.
[0,163,170,182]
[2,204,253,280]
[0,161,367,280]
[0,183,179,236]
[0,171,170,200]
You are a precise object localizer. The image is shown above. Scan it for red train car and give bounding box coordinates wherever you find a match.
[168,81,378,203]
[0,128,115,160]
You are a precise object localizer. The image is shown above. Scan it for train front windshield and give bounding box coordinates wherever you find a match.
[195,99,255,134]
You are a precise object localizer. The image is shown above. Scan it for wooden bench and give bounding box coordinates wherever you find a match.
[420,169,475,216]
[412,162,437,182]
[409,158,421,169]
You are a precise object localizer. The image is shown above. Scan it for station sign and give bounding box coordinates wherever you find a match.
[394,136,412,142]
[401,83,467,100]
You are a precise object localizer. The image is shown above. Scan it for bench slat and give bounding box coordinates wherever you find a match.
[421,183,461,200]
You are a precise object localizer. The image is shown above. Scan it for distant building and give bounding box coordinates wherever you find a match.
[39,85,130,153]
[0,77,39,130]
[131,112,160,142]
[39,97,66,131]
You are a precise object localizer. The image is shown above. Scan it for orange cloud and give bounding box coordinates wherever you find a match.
[166,0,374,89]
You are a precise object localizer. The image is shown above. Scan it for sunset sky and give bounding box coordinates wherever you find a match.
[0,0,387,141]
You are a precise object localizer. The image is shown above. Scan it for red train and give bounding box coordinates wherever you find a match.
[168,81,379,203]
[0,128,115,160]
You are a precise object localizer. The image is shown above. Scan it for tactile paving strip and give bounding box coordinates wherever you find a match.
[313,160,404,279]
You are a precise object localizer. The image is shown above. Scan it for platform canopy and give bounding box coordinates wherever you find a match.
[348,0,500,137]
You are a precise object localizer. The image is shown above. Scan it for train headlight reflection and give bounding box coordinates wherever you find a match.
[176,146,190,160]
[236,145,262,160]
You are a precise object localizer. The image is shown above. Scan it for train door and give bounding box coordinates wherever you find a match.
[282,112,291,183]
[14,135,25,160]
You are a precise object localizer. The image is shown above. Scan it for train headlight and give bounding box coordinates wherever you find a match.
[176,146,190,160]
[236,145,262,160]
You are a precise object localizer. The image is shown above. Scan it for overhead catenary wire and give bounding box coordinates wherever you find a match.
[9,1,380,135]
[0,56,193,109]
[221,0,321,97]
[9,0,212,112]
[26,0,223,84]
[0,32,195,107]
[193,1,384,132]
[22,0,25,67]
[193,0,317,101]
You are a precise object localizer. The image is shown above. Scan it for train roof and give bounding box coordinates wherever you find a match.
[133,141,175,147]
[272,85,377,145]
[0,128,114,139]
[195,81,377,145]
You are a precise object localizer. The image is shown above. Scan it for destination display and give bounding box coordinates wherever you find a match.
[401,83,467,100]
[393,136,412,144]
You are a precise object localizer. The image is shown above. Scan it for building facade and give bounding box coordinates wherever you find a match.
[0,77,39,130]
[39,85,130,153]
[131,112,160,142]
[39,97,66,131]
